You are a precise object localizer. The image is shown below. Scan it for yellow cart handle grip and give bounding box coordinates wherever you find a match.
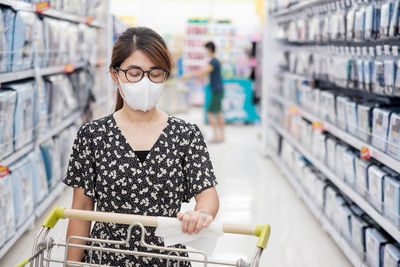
[43,205,271,249]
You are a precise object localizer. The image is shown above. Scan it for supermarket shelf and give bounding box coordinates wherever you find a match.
[270,92,400,174]
[270,152,366,267]
[35,182,66,218]
[37,111,81,144]
[0,216,35,260]
[270,0,323,17]
[269,120,400,243]
[0,62,87,84]
[0,0,104,28]
[0,143,34,167]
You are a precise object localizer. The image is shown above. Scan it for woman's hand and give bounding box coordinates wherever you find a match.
[177,210,213,235]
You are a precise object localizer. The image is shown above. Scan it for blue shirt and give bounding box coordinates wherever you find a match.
[209,58,224,93]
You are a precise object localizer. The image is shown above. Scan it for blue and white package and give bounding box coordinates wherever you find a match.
[357,104,373,142]
[383,175,400,219]
[365,5,376,40]
[368,165,386,211]
[324,186,338,220]
[314,176,326,209]
[365,57,375,92]
[343,150,356,185]
[26,151,48,205]
[10,158,34,229]
[388,113,400,159]
[372,108,391,152]
[0,172,16,247]
[384,244,400,267]
[345,100,358,136]
[0,8,8,73]
[11,11,35,71]
[32,15,46,68]
[380,2,394,38]
[2,8,15,72]
[335,143,347,180]
[326,137,336,170]
[336,96,348,130]
[50,137,62,188]
[0,89,16,159]
[366,228,388,267]
[337,204,352,241]
[355,8,366,41]
[320,91,336,123]
[40,139,54,189]
[384,59,396,95]
[355,158,372,196]
[351,215,368,257]
[10,81,35,151]
[390,0,400,37]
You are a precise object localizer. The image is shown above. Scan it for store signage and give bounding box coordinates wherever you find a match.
[360,147,371,159]
[0,165,10,178]
[36,2,50,13]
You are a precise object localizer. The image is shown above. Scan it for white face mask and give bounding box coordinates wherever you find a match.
[118,76,165,112]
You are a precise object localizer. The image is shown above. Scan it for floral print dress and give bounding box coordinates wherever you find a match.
[63,114,218,267]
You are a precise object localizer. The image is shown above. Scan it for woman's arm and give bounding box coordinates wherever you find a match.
[177,187,219,234]
[66,188,94,265]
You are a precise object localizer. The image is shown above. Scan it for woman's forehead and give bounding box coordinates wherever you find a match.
[121,50,156,69]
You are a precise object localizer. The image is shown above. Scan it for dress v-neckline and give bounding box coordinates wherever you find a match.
[111,113,170,167]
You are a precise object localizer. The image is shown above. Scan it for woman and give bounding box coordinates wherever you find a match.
[64,27,219,266]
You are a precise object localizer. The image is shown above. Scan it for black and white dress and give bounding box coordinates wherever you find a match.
[63,114,218,267]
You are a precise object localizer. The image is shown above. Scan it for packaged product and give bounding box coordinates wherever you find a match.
[384,244,400,267]
[365,228,389,267]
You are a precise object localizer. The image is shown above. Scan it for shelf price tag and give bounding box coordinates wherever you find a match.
[36,2,50,13]
[312,121,325,132]
[360,147,371,159]
[96,58,105,67]
[0,166,10,178]
[64,63,75,74]
[85,16,94,24]
[288,106,299,115]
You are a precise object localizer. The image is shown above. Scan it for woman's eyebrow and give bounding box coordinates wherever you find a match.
[125,65,159,70]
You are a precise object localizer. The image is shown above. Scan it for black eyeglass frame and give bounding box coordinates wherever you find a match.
[114,66,170,83]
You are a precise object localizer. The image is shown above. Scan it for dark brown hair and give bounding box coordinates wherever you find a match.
[110,27,171,111]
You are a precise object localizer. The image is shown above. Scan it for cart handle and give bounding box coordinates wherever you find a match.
[43,205,270,249]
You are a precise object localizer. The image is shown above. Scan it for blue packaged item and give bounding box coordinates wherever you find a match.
[336,96,348,130]
[2,8,15,72]
[337,204,352,242]
[343,150,356,185]
[384,59,396,95]
[390,0,400,37]
[368,165,386,212]
[383,175,400,219]
[355,8,366,41]
[10,158,34,229]
[355,158,373,196]
[11,11,35,71]
[351,215,368,257]
[32,16,46,68]
[10,81,35,151]
[335,143,347,180]
[366,228,388,267]
[388,113,400,159]
[384,244,400,267]
[27,151,48,206]
[365,5,376,40]
[357,104,373,142]
[345,100,358,136]
[372,108,391,152]
[0,89,16,160]
[40,139,53,189]
[0,8,8,73]
[0,172,16,247]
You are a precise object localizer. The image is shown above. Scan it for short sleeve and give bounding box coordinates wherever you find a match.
[209,58,217,69]
[63,123,96,199]
[182,124,218,202]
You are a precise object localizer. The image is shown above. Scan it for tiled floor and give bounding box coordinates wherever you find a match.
[0,108,351,267]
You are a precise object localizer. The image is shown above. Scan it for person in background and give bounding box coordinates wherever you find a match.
[183,41,225,143]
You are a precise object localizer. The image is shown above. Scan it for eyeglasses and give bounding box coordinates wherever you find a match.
[115,66,169,83]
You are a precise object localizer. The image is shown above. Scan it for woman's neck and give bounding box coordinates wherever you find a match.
[118,105,160,124]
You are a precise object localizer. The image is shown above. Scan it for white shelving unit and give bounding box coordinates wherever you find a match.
[269,152,366,267]
[269,92,400,174]
[0,0,105,28]
[0,0,113,260]
[269,120,400,243]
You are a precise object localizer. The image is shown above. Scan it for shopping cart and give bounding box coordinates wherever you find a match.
[17,205,270,267]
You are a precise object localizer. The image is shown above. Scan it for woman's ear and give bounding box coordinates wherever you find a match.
[109,67,119,86]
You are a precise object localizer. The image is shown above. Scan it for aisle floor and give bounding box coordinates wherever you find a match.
[1,108,351,267]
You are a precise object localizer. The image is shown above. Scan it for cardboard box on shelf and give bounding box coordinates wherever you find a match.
[365,228,389,267]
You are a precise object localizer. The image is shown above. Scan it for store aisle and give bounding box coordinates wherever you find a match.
[1,108,351,267]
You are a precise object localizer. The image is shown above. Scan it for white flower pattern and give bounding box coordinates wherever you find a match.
[63,114,218,266]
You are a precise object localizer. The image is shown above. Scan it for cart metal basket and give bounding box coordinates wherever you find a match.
[17,205,270,267]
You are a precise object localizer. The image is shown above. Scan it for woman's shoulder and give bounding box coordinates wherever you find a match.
[77,114,114,136]
[169,116,200,134]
